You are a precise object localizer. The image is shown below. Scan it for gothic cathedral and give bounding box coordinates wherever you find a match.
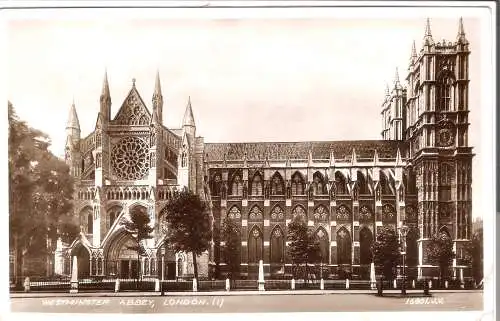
[56,18,473,281]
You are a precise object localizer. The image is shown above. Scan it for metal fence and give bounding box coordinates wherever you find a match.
[10,276,477,293]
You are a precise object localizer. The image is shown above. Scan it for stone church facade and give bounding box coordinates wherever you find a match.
[55,18,473,281]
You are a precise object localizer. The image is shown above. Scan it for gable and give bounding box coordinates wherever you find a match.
[113,87,151,125]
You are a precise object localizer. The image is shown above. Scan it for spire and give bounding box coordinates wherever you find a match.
[151,108,159,125]
[456,17,469,44]
[423,18,435,46]
[154,70,162,96]
[152,70,164,125]
[425,18,432,36]
[66,101,80,130]
[101,70,110,98]
[409,40,417,65]
[182,96,196,127]
[100,70,111,121]
[385,83,390,98]
[394,67,402,89]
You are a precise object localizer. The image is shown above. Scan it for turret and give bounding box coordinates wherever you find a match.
[65,100,81,177]
[182,96,196,137]
[66,100,81,145]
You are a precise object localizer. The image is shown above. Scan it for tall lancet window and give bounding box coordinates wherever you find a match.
[251,173,263,196]
[230,174,243,196]
[181,151,187,167]
[248,226,263,263]
[291,172,305,195]
[439,75,454,111]
[270,227,284,264]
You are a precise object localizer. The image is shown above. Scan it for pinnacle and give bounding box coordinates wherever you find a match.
[101,70,110,97]
[154,70,162,95]
[425,18,432,37]
[394,67,402,89]
[183,96,196,127]
[423,18,435,46]
[457,17,468,44]
[66,101,80,130]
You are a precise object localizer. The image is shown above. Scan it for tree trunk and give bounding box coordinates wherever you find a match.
[137,239,141,285]
[192,252,198,281]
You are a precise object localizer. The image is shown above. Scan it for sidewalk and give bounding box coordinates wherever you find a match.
[10,289,482,298]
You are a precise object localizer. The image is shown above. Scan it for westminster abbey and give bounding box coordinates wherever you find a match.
[55,18,474,281]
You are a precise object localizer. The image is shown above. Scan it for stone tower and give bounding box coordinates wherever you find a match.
[404,18,473,277]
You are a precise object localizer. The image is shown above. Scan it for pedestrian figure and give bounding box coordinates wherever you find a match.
[23,277,30,293]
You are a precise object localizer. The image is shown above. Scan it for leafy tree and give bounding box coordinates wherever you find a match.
[471,228,483,283]
[164,189,211,281]
[220,218,241,279]
[9,102,77,278]
[427,232,455,284]
[464,227,483,283]
[287,221,321,280]
[120,206,154,281]
[371,226,400,280]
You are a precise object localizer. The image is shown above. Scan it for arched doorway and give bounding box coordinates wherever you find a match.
[72,243,90,279]
[105,230,140,279]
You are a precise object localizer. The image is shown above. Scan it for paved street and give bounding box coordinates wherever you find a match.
[10,291,483,313]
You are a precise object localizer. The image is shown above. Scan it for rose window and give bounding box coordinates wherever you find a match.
[111,137,150,180]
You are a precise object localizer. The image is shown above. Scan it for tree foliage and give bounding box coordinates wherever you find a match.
[470,227,483,283]
[371,226,400,280]
[120,206,154,280]
[427,232,455,280]
[220,218,241,279]
[9,102,78,277]
[287,221,321,279]
[164,189,211,280]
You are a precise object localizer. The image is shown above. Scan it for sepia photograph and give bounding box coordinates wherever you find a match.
[2,1,496,321]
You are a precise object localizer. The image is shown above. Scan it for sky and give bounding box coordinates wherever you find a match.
[4,6,493,220]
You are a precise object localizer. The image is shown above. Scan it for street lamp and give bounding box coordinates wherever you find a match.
[400,225,409,295]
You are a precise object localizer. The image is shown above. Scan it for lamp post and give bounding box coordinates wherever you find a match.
[400,225,409,295]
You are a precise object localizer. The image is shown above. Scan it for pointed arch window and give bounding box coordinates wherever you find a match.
[211,173,222,196]
[250,173,263,196]
[335,172,347,195]
[248,205,263,221]
[439,163,453,201]
[315,228,329,263]
[313,172,326,195]
[108,206,122,228]
[270,173,285,195]
[439,76,454,111]
[357,172,369,194]
[80,207,93,234]
[248,227,263,263]
[291,172,305,195]
[359,227,373,264]
[181,150,187,167]
[270,227,284,264]
[87,213,93,234]
[336,227,352,265]
[292,205,307,224]
[380,172,392,195]
[230,174,243,196]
